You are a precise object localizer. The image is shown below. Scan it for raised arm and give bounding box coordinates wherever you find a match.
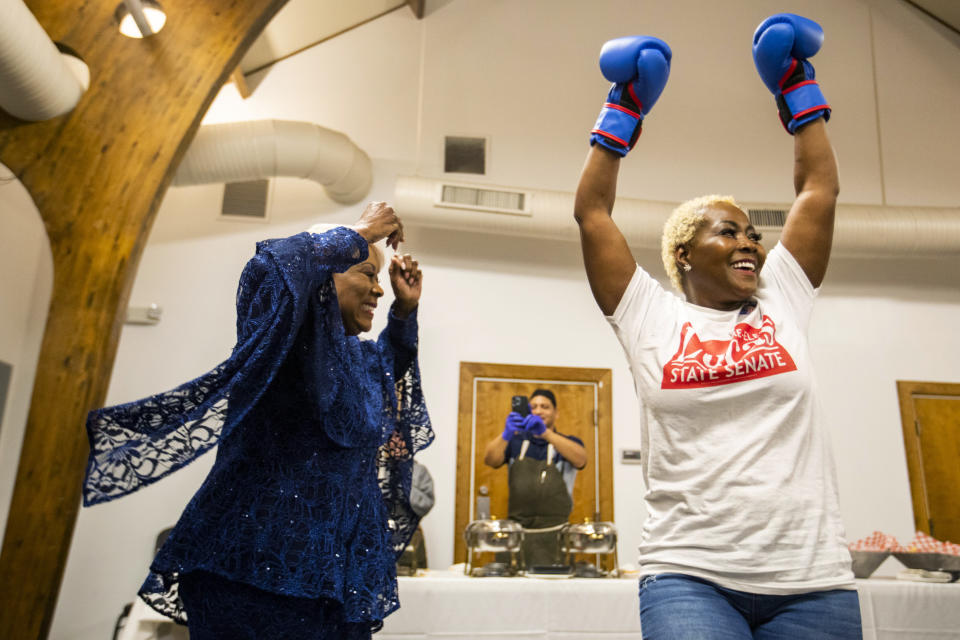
[752,13,838,287]
[575,147,637,315]
[541,430,587,469]
[483,412,524,468]
[575,36,672,315]
[483,434,509,469]
[378,252,423,379]
[782,119,838,287]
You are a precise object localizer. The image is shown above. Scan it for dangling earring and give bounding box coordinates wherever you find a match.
[682,263,692,273]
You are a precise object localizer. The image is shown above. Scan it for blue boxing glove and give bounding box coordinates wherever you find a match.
[521,414,547,437]
[753,13,831,134]
[501,412,524,441]
[590,36,672,156]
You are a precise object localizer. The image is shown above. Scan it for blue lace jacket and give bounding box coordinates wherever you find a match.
[82,227,434,626]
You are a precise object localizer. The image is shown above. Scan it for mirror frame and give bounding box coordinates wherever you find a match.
[453,361,614,563]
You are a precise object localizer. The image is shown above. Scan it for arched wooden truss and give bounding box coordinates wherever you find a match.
[0,1,286,637]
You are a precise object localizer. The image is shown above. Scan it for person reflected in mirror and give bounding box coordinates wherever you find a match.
[574,14,862,639]
[483,389,587,568]
[82,201,434,640]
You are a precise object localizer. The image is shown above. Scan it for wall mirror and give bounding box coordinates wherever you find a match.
[453,361,613,565]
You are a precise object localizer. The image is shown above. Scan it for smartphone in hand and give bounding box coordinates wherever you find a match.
[511,395,529,417]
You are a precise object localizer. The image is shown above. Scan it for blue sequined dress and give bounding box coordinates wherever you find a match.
[82,227,434,634]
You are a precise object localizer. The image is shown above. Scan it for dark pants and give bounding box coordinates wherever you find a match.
[179,570,374,640]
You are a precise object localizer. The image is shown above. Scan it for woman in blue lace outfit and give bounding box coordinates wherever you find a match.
[83,202,434,639]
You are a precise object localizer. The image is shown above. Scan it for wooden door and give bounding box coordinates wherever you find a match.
[897,381,960,543]
[454,362,613,563]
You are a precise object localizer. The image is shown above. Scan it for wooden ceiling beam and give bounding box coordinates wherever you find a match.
[408,0,426,20]
[231,66,252,99]
[0,1,286,637]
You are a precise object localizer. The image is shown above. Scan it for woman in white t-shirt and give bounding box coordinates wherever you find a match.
[574,15,861,640]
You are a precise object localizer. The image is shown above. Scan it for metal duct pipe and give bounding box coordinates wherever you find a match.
[122,0,156,37]
[394,176,960,257]
[173,120,372,205]
[0,0,87,121]
[830,204,960,256]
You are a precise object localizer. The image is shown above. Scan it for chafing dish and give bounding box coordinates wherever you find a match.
[560,519,619,577]
[463,518,524,576]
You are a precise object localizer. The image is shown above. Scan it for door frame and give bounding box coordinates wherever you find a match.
[454,361,613,563]
[896,380,960,535]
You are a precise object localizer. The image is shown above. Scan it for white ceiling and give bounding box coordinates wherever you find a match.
[240,0,423,73]
[210,0,960,214]
[241,0,959,76]
[909,0,960,33]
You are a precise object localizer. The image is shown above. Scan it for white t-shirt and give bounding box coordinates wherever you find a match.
[606,243,854,594]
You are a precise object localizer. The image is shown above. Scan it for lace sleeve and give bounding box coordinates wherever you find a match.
[374,309,435,556]
[383,305,418,377]
[83,229,367,506]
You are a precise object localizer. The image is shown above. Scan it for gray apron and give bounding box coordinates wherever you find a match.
[507,440,573,568]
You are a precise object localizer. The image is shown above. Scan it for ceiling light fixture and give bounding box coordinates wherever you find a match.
[115,0,166,39]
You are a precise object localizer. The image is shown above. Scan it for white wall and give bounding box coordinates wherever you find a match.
[0,0,949,638]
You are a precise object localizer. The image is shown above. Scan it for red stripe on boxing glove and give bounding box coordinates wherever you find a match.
[589,36,671,156]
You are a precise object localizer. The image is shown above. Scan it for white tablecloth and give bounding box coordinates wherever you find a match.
[380,570,960,639]
[381,570,641,639]
[118,571,960,639]
[858,576,960,639]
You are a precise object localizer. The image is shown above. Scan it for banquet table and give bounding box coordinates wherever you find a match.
[118,570,960,639]
[856,576,960,639]
[378,570,960,640]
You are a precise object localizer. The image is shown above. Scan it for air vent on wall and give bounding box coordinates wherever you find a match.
[444,136,486,175]
[748,208,787,228]
[439,184,530,216]
[221,179,270,221]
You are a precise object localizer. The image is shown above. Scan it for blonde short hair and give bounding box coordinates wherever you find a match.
[661,194,742,292]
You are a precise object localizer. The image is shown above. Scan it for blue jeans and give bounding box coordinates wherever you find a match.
[638,573,862,640]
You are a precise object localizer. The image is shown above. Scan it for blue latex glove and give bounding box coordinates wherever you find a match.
[501,412,524,441]
[522,414,546,437]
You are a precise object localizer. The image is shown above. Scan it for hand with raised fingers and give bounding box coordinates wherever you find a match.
[389,252,422,316]
[352,201,405,250]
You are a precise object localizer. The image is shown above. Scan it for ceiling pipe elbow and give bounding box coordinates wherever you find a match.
[0,0,86,121]
[173,119,372,204]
